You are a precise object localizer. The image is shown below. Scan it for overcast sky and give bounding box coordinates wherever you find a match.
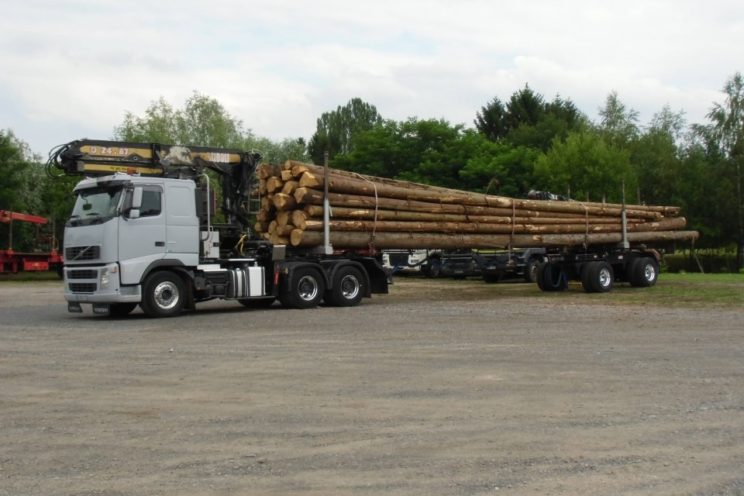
[1,0,742,156]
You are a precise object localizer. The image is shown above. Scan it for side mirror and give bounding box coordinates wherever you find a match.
[127,187,143,219]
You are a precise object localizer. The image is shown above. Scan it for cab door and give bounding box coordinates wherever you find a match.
[119,185,166,284]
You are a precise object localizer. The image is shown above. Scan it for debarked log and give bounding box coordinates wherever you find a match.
[289,229,700,249]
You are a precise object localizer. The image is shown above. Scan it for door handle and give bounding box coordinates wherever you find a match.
[155,241,165,247]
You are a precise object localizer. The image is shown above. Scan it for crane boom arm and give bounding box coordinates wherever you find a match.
[48,139,254,178]
[48,139,261,232]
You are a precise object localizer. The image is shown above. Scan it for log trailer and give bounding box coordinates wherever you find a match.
[383,248,546,283]
[48,139,388,317]
[0,210,63,274]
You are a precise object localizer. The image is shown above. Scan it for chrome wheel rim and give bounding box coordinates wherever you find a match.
[599,268,612,288]
[340,274,360,300]
[298,275,319,302]
[154,281,180,310]
[644,263,656,282]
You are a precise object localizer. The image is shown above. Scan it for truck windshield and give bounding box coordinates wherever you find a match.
[67,187,123,226]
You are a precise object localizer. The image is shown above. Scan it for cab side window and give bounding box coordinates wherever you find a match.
[140,189,162,217]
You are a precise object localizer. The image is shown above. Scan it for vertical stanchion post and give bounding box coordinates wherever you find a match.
[621,180,629,250]
[323,151,333,255]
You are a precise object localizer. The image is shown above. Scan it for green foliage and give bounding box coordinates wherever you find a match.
[598,91,640,146]
[114,92,309,163]
[333,118,530,192]
[114,93,244,147]
[307,98,383,164]
[534,129,636,202]
[0,131,73,251]
[475,86,585,151]
[0,130,34,213]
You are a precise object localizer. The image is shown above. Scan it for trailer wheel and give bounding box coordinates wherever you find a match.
[279,267,325,309]
[582,261,614,293]
[109,303,137,317]
[538,262,567,292]
[523,258,540,283]
[238,297,275,309]
[140,271,185,317]
[325,266,364,307]
[423,258,442,278]
[629,257,659,287]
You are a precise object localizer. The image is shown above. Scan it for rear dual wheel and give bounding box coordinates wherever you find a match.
[279,267,325,309]
[325,266,364,307]
[537,262,568,292]
[628,257,659,287]
[581,261,614,293]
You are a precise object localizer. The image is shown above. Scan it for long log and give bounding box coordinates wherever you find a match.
[294,187,663,220]
[299,217,686,235]
[290,229,699,249]
[301,205,645,226]
[287,161,679,216]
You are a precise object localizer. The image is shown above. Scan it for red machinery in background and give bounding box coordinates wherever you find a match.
[0,210,63,274]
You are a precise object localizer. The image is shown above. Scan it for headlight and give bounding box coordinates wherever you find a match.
[100,270,110,288]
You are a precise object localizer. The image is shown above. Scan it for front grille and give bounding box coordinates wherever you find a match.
[65,245,100,261]
[69,283,97,293]
[68,269,98,279]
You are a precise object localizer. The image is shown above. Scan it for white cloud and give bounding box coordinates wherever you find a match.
[1,0,742,155]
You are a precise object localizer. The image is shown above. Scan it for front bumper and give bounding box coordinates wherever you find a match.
[64,263,142,305]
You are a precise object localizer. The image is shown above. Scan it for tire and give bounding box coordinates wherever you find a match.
[238,297,275,309]
[523,258,540,283]
[536,262,548,291]
[424,258,442,278]
[582,261,614,293]
[325,266,365,307]
[628,256,659,287]
[109,303,137,317]
[538,262,567,292]
[140,271,186,317]
[483,273,500,284]
[279,266,325,309]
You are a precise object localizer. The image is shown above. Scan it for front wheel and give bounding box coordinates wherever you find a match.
[279,266,325,309]
[140,271,186,317]
[325,266,365,307]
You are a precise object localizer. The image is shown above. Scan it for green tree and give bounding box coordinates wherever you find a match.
[115,93,245,148]
[534,129,636,203]
[474,97,508,141]
[631,106,686,206]
[114,92,308,163]
[0,130,64,251]
[0,130,33,213]
[476,86,584,151]
[598,91,640,147]
[307,98,383,164]
[694,72,744,268]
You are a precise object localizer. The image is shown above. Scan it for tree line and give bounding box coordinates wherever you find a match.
[1,74,743,269]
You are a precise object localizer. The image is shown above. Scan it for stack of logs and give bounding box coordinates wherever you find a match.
[254,161,699,250]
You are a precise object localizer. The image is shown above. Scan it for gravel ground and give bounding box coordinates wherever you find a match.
[1,279,743,495]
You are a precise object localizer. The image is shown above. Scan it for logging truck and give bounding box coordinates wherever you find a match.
[49,140,388,317]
